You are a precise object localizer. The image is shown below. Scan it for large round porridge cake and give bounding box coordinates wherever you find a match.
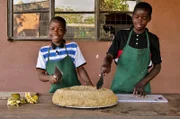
[52,86,118,107]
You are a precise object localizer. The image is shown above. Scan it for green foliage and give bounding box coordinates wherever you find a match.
[55,7,94,24]
[100,0,129,11]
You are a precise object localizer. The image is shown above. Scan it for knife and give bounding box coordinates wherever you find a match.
[96,74,104,89]
[54,66,63,83]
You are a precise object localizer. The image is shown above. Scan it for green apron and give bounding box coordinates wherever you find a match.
[46,46,81,93]
[110,30,151,94]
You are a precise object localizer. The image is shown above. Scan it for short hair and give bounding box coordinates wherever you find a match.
[133,2,152,16]
[50,16,66,29]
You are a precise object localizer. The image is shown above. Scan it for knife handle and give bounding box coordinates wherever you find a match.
[52,74,57,79]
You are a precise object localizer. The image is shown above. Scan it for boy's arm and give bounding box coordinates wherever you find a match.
[144,63,161,83]
[133,63,161,96]
[100,31,121,75]
[37,68,58,84]
[76,66,93,86]
[37,68,50,82]
[100,53,113,75]
[73,43,93,85]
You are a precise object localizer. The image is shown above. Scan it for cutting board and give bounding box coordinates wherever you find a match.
[0,92,37,100]
[116,94,168,103]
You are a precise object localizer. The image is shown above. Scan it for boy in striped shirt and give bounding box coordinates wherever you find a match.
[36,16,93,93]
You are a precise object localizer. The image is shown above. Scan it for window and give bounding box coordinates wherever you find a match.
[55,0,95,40]
[99,0,137,40]
[8,0,139,41]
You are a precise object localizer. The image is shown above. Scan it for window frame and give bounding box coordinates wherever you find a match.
[7,0,140,41]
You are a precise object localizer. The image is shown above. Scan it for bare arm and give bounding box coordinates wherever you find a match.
[142,63,161,84]
[133,63,161,96]
[100,53,114,75]
[36,69,58,84]
[76,66,93,86]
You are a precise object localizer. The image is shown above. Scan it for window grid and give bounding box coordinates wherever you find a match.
[8,0,139,41]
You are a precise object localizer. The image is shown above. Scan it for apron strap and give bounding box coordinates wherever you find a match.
[64,45,69,56]
[145,31,150,49]
[126,30,133,45]
[47,47,51,63]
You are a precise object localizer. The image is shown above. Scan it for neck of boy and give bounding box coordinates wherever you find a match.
[53,40,65,48]
[133,28,146,34]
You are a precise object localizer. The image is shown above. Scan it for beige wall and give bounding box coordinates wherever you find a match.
[144,0,180,93]
[0,0,180,93]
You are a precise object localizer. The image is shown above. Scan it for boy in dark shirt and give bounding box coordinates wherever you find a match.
[100,2,161,96]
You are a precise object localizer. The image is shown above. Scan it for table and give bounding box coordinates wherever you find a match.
[0,94,180,119]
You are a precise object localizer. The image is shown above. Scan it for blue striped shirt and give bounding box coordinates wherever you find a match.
[36,42,86,69]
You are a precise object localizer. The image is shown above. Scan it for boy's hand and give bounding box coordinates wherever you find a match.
[48,75,58,84]
[133,80,147,97]
[100,62,111,76]
[100,54,113,76]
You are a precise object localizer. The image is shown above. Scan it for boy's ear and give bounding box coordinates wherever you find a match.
[148,16,151,22]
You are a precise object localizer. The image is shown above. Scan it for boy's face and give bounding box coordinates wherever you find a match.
[48,21,66,43]
[132,9,151,33]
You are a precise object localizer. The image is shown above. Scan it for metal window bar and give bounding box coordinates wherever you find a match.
[95,0,100,40]
[49,0,54,21]
[13,10,48,13]
[55,11,95,13]
[7,0,13,40]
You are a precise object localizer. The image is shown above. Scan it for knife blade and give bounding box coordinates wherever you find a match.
[96,74,104,89]
[54,66,63,83]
